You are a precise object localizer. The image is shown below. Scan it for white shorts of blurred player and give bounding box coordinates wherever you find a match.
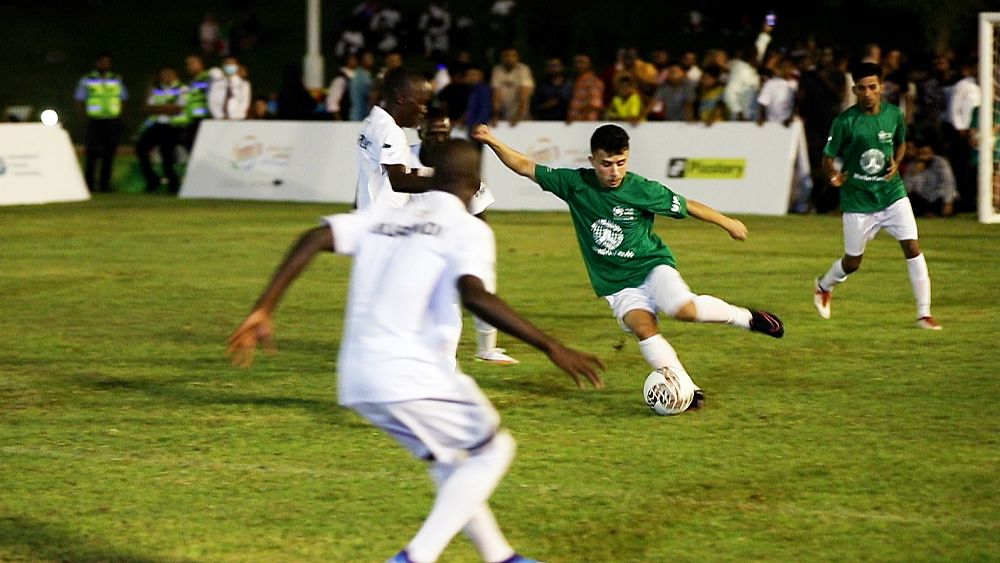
[352,374,501,464]
[603,265,697,334]
[842,197,919,256]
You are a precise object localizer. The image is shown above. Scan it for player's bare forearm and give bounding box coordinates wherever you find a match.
[386,164,434,194]
[229,226,334,367]
[686,199,747,241]
[471,124,537,180]
[458,275,604,388]
[252,226,334,314]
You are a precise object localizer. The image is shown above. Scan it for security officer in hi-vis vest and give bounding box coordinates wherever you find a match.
[183,54,212,151]
[135,67,188,194]
[74,53,128,193]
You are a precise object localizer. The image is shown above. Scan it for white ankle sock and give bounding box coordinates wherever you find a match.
[474,316,497,354]
[407,432,516,562]
[692,295,752,329]
[906,253,932,318]
[819,259,848,291]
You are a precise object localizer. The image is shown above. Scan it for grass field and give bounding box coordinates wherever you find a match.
[1,195,998,562]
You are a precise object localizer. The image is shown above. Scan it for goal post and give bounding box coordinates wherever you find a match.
[978,13,1000,223]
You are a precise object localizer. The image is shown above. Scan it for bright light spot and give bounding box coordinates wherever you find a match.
[40,109,59,126]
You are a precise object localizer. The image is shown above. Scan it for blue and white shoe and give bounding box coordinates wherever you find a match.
[386,551,412,563]
[496,554,546,563]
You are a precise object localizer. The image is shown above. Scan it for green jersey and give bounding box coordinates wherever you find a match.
[534,165,688,296]
[823,103,907,213]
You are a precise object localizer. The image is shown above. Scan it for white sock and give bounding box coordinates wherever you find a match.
[638,334,684,372]
[692,295,752,329]
[474,316,497,355]
[819,259,848,291]
[906,253,932,318]
[407,432,516,563]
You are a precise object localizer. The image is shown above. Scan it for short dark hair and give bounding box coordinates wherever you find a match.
[383,67,426,102]
[590,124,630,155]
[851,62,882,82]
[425,102,448,122]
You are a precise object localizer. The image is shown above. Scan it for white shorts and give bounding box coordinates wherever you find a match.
[351,374,500,464]
[843,197,919,256]
[603,265,696,333]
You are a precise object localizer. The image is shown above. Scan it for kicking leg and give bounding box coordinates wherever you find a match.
[815,254,862,319]
[645,265,782,338]
[429,464,516,563]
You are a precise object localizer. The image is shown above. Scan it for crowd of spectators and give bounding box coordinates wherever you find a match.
[75,2,993,212]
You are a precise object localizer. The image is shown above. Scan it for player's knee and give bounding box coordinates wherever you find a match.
[672,300,697,322]
[479,430,516,464]
[901,240,921,259]
[842,256,862,274]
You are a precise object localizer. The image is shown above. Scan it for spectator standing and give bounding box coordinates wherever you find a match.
[348,51,376,121]
[567,54,604,123]
[723,45,760,121]
[136,68,187,194]
[490,47,534,126]
[418,2,452,57]
[325,54,358,120]
[464,66,493,134]
[758,56,812,212]
[182,55,212,151]
[369,2,402,53]
[945,58,982,210]
[335,15,367,59]
[680,51,702,86]
[276,64,318,120]
[915,54,955,141]
[904,139,957,216]
[208,56,251,120]
[531,58,572,121]
[650,63,695,122]
[799,49,847,212]
[75,52,128,193]
[437,63,471,123]
[199,13,221,57]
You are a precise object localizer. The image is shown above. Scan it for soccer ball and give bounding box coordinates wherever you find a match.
[643,367,696,416]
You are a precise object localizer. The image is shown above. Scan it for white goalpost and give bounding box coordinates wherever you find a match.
[978,13,1000,223]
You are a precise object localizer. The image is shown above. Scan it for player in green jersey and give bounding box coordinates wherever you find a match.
[815,62,941,330]
[473,123,784,411]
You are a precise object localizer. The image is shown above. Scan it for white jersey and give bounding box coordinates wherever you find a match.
[325,191,496,405]
[355,105,412,210]
[410,142,496,215]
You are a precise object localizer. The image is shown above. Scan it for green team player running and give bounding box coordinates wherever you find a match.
[814,62,941,330]
[473,123,784,410]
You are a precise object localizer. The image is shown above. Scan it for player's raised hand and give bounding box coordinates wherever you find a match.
[227,308,275,368]
[829,172,846,187]
[471,124,493,143]
[546,343,605,389]
[726,218,748,241]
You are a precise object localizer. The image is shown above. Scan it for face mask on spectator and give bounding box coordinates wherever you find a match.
[224,64,238,76]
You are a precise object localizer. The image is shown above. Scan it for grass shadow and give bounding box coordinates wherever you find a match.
[0,514,189,562]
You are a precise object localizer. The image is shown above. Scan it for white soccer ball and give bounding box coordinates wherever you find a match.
[643,367,696,416]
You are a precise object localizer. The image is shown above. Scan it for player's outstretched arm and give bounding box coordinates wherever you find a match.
[228,226,335,367]
[457,275,604,388]
[471,124,537,182]
[686,199,748,241]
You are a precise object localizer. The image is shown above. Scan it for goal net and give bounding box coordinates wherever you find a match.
[978,13,1000,223]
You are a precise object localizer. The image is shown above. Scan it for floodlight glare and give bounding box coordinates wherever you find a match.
[40,109,59,126]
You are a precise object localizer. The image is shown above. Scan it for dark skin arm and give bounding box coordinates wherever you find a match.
[227,226,334,367]
[385,163,437,194]
[458,275,604,388]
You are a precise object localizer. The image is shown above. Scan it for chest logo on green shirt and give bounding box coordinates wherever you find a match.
[860,149,885,175]
[591,219,633,258]
[877,130,893,143]
[611,206,637,222]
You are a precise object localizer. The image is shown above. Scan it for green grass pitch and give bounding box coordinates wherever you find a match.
[1,195,998,561]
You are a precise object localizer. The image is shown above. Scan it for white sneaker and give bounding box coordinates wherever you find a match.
[814,278,832,319]
[916,316,942,330]
[475,348,519,365]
